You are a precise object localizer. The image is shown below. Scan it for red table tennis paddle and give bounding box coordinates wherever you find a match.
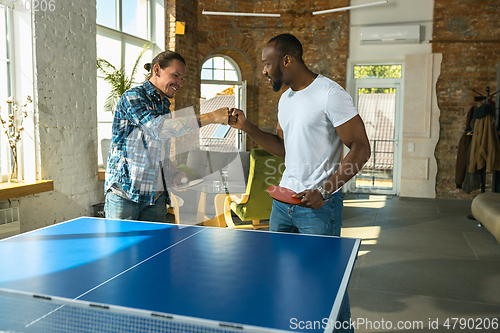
[267,186,302,205]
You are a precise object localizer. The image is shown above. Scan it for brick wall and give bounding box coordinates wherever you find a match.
[18,0,100,231]
[166,0,201,162]
[433,0,500,198]
[167,0,200,113]
[170,0,349,150]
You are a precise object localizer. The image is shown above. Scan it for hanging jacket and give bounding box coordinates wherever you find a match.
[468,104,500,173]
[455,107,474,188]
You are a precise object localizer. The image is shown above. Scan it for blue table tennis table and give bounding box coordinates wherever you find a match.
[0,217,360,333]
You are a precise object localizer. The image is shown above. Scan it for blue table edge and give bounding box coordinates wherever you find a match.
[0,286,293,333]
[323,237,361,333]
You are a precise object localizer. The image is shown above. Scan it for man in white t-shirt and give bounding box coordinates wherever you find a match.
[229,34,370,332]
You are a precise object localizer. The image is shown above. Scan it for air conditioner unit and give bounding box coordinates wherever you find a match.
[360,25,421,44]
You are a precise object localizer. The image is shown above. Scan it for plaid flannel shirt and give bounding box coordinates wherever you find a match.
[105,80,199,205]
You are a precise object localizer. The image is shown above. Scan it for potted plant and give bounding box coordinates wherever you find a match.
[97,43,151,114]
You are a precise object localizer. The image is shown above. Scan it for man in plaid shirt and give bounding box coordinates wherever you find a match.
[104,51,230,222]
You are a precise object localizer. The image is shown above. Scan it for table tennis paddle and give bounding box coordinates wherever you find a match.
[267,186,302,205]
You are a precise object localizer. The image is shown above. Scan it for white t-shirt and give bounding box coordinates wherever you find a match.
[278,74,358,193]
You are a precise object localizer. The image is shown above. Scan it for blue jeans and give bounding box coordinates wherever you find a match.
[270,190,354,333]
[104,192,167,223]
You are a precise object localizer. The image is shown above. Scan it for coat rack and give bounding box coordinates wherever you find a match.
[472,87,500,193]
[472,86,500,105]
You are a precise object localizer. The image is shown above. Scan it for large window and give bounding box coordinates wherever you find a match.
[96,0,165,165]
[0,8,12,181]
[200,56,244,152]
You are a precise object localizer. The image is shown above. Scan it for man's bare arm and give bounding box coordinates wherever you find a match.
[199,107,230,126]
[324,115,371,193]
[229,108,285,158]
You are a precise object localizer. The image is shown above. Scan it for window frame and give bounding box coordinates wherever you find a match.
[346,61,405,196]
[201,55,242,85]
[0,8,13,182]
[96,0,165,166]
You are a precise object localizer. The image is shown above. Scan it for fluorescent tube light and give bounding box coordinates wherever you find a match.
[312,0,388,15]
[202,10,280,17]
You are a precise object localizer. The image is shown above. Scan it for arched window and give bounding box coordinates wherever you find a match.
[201,56,240,83]
[200,56,245,151]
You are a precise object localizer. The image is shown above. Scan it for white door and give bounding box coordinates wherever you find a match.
[346,80,402,195]
[236,80,247,151]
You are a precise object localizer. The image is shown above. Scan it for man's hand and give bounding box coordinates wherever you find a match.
[171,171,188,191]
[209,107,230,125]
[293,189,325,209]
[172,171,187,185]
[228,108,246,130]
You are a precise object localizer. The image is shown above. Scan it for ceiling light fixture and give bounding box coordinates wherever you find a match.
[202,11,281,17]
[312,0,388,16]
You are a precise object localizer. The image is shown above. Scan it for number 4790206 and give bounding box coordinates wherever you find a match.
[443,318,498,330]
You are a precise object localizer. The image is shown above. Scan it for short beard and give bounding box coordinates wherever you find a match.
[271,65,284,92]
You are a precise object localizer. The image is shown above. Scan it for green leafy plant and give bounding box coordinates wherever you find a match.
[97,43,151,114]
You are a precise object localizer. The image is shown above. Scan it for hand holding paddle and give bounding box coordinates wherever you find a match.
[293,189,326,209]
[268,186,327,209]
[172,171,187,186]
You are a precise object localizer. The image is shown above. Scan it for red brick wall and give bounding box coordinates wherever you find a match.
[168,0,349,150]
[166,0,200,113]
[432,0,500,198]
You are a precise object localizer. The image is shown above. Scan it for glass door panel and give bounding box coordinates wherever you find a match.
[350,82,400,195]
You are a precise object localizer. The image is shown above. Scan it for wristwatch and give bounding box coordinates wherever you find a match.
[317,186,330,200]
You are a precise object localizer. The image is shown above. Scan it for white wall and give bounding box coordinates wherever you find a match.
[400,53,442,198]
[349,0,433,63]
[13,0,102,232]
[347,0,440,198]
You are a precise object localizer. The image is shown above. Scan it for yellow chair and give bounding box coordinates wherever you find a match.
[167,193,184,224]
[213,149,284,229]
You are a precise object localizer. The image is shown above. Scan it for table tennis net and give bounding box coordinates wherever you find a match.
[0,289,246,333]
